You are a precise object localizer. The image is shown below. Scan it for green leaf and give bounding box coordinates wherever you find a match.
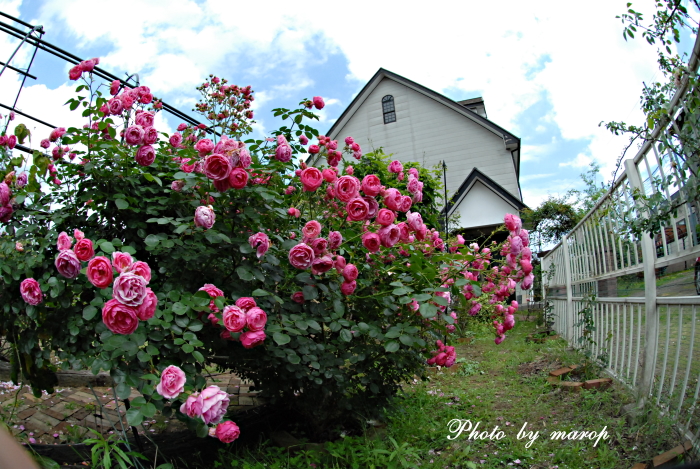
[115,199,129,209]
[384,341,400,353]
[302,285,318,300]
[236,266,253,281]
[192,351,205,362]
[399,335,414,346]
[340,329,352,342]
[273,332,291,345]
[126,408,143,426]
[144,234,160,247]
[142,403,156,418]
[116,382,131,399]
[252,289,269,296]
[83,305,98,321]
[172,302,189,315]
[99,241,115,254]
[433,295,449,307]
[419,303,437,318]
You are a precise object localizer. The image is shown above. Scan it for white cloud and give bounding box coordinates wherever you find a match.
[559,153,593,169]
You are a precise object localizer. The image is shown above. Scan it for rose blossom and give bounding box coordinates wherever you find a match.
[300,167,323,192]
[328,231,343,250]
[194,138,214,156]
[383,188,402,211]
[406,211,423,232]
[203,154,232,181]
[112,252,133,273]
[55,250,81,279]
[376,208,396,226]
[302,220,322,240]
[73,229,84,241]
[171,180,185,192]
[198,386,230,425]
[291,291,305,304]
[229,168,248,189]
[504,214,522,233]
[287,207,301,218]
[20,278,43,305]
[246,307,267,331]
[249,232,270,258]
[16,172,27,187]
[378,224,400,248]
[124,125,144,146]
[127,261,152,283]
[341,280,357,295]
[308,144,320,154]
[223,305,246,332]
[240,330,266,349]
[388,160,404,174]
[312,96,325,109]
[87,256,114,288]
[311,255,334,275]
[342,264,359,282]
[335,176,360,202]
[57,231,72,251]
[135,145,156,166]
[180,393,203,419]
[310,238,328,256]
[194,205,216,229]
[235,297,257,312]
[15,242,23,252]
[102,299,139,335]
[334,255,347,272]
[215,421,241,443]
[363,196,379,219]
[156,365,186,399]
[288,243,315,269]
[362,232,381,253]
[73,238,94,262]
[136,288,157,320]
[346,197,369,222]
[169,133,183,147]
[142,127,158,145]
[275,144,292,162]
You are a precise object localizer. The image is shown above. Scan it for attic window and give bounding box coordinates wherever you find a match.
[382,95,396,124]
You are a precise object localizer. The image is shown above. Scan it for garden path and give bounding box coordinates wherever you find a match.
[0,371,264,446]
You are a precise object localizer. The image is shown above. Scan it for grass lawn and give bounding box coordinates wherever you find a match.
[210,319,689,469]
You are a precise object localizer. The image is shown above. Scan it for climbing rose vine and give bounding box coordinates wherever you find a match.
[0,63,530,440]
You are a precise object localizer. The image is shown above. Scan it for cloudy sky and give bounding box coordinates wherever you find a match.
[1,0,696,207]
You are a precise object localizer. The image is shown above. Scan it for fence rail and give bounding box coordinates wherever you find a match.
[541,31,700,447]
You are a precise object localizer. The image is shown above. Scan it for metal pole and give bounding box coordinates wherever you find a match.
[442,160,449,250]
[0,25,42,78]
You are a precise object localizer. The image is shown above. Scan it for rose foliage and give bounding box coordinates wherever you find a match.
[0,64,531,439]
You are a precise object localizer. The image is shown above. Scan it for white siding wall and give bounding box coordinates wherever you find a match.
[330,78,521,213]
[453,181,518,229]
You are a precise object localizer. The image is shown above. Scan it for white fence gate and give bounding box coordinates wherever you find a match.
[541,35,700,445]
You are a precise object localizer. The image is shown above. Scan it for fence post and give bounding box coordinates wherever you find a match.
[562,234,574,341]
[624,159,659,403]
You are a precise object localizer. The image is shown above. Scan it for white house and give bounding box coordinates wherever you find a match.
[319,68,526,239]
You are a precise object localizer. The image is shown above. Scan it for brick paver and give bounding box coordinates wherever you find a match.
[0,372,263,445]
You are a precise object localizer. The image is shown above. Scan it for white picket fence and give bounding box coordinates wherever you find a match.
[541,34,700,445]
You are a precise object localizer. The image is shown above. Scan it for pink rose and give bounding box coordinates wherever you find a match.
[194,206,216,229]
[322,168,337,183]
[171,180,185,192]
[195,138,215,156]
[110,80,120,95]
[311,255,334,275]
[288,207,301,218]
[142,127,158,145]
[345,165,353,175]
[135,111,155,127]
[340,280,357,295]
[169,133,183,147]
[328,231,342,250]
[180,393,203,419]
[229,168,248,189]
[73,238,94,262]
[235,297,257,312]
[504,214,522,233]
[200,284,224,312]
[335,176,360,202]
[249,232,270,258]
[312,96,325,109]
[215,421,240,443]
[223,305,246,332]
[388,160,403,174]
[291,291,305,304]
[344,136,354,145]
[124,125,144,146]
[7,135,16,149]
[16,172,27,188]
[407,177,420,194]
[310,238,328,256]
[300,167,323,192]
[342,264,358,282]
[406,211,423,232]
[521,273,534,290]
[383,188,402,211]
[199,386,230,425]
[135,145,156,166]
[363,196,379,219]
[399,196,412,212]
[397,222,410,242]
[156,365,186,399]
[376,208,396,226]
[68,65,83,80]
[346,197,369,222]
[108,98,123,115]
[57,231,72,251]
[204,154,232,181]
[15,242,23,251]
[246,307,267,331]
[362,232,381,252]
[180,158,196,173]
[113,272,147,306]
[136,288,158,320]
[0,182,10,207]
[87,256,114,288]
[302,220,322,240]
[40,139,50,149]
[112,252,133,273]
[102,299,139,335]
[308,144,320,154]
[55,250,81,278]
[275,144,292,162]
[240,330,266,349]
[74,229,85,241]
[288,243,315,269]
[127,261,152,283]
[20,278,43,305]
[378,224,400,248]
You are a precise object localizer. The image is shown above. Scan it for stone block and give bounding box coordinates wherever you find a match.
[549,367,572,377]
[583,378,613,390]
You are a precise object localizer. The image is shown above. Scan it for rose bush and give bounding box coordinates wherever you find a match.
[0,67,530,441]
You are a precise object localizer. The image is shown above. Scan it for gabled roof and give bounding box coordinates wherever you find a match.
[326,68,522,182]
[442,167,527,218]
